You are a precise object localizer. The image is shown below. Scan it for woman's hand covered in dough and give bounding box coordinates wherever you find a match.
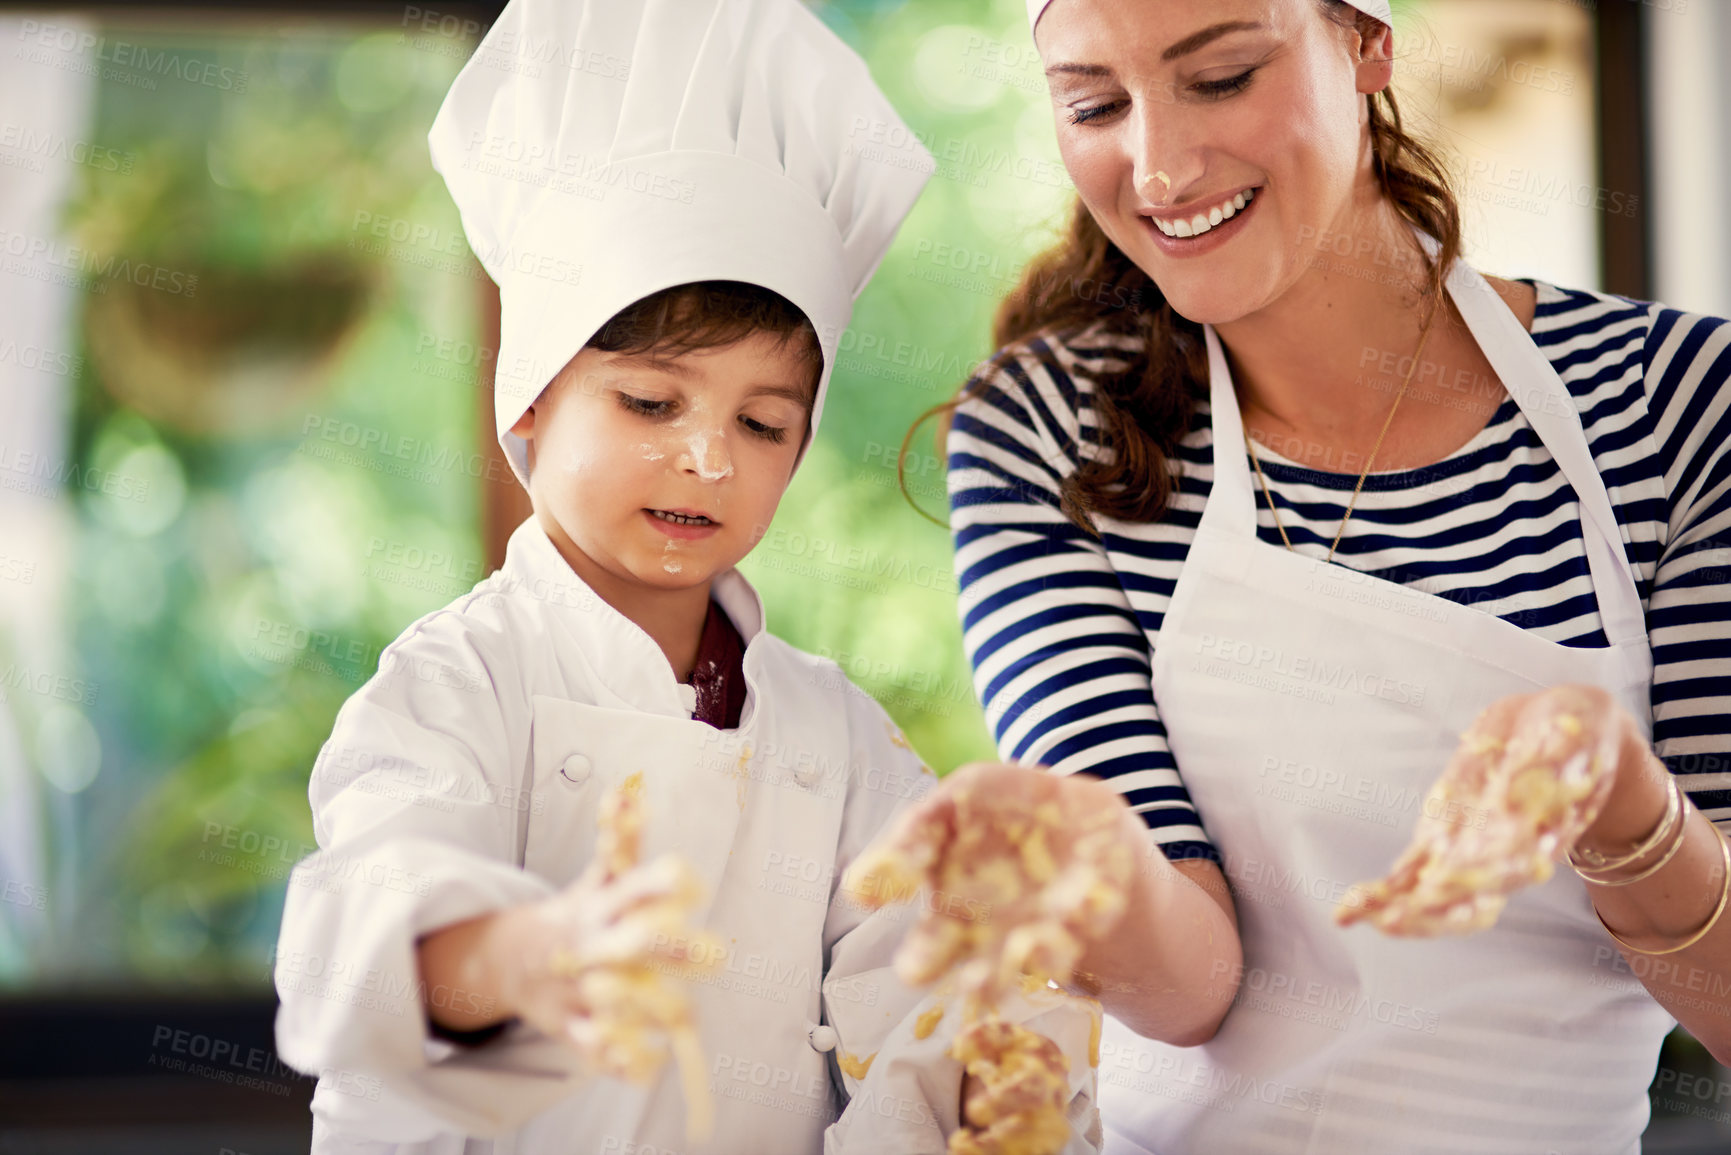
[1337,685,1626,936]
[841,762,1135,1006]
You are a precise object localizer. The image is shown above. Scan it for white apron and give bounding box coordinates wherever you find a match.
[1099,260,1675,1155]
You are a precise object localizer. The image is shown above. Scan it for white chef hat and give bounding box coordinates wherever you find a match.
[1027,0,1392,33]
[429,0,932,487]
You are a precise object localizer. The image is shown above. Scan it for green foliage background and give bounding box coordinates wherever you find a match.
[5,1,1071,989]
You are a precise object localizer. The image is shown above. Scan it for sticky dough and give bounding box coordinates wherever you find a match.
[949,1019,1072,1155]
[845,780,1127,1155]
[1336,686,1622,937]
[548,775,717,1139]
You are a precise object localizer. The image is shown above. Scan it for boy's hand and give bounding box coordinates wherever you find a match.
[1336,685,1625,936]
[950,1019,1071,1155]
[476,779,719,1138]
[494,851,713,1077]
[841,762,1135,1008]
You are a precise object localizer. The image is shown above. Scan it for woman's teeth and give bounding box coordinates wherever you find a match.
[1154,188,1254,239]
[651,510,713,526]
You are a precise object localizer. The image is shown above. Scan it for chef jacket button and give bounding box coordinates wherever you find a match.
[793,763,819,789]
[807,1024,838,1053]
[560,754,591,785]
[676,683,697,714]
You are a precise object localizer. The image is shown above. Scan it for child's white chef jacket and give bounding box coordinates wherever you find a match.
[273,517,1101,1155]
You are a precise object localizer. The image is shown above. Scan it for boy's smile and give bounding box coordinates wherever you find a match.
[646,508,721,539]
[509,331,815,672]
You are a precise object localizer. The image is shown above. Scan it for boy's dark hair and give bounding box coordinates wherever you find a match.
[586,281,824,402]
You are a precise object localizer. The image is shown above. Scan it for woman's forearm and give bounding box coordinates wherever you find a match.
[1580,735,1731,1064]
[1072,812,1241,1045]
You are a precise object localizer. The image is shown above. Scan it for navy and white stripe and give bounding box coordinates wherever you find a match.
[949,281,1731,864]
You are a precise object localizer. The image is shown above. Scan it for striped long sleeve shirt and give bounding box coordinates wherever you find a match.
[948,281,1731,865]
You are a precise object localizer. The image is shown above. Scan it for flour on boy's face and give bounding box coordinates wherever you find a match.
[510,332,813,598]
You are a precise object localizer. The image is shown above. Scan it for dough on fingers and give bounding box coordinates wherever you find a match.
[517,776,719,1139]
[843,768,1126,1155]
[1337,686,1623,936]
[949,1018,1071,1155]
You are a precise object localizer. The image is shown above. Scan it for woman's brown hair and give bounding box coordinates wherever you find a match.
[903,2,1463,531]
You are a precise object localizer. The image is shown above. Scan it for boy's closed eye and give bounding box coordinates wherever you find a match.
[616,391,674,417]
[739,415,790,444]
[612,390,801,445]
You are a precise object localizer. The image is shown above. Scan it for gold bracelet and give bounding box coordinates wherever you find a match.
[1573,788,1691,888]
[1594,826,1731,957]
[1569,774,1682,875]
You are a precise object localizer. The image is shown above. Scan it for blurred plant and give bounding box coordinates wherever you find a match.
[31,22,485,987]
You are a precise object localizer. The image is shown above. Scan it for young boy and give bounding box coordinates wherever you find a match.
[271,0,1100,1152]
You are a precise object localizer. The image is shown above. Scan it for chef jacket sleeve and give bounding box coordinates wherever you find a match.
[817,690,1102,1154]
[273,598,591,1141]
[946,350,1219,865]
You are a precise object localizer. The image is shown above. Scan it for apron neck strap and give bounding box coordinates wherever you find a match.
[1202,323,1261,537]
[1439,258,1647,648]
[1200,250,1648,648]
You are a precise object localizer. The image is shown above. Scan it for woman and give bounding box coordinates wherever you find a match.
[909,0,1731,1151]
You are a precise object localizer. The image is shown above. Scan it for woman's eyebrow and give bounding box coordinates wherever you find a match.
[1045,62,1112,80]
[1044,19,1266,78]
[1160,20,1265,62]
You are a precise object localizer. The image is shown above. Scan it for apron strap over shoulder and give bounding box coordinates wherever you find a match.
[1441,258,1648,649]
[1200,244,1649,652]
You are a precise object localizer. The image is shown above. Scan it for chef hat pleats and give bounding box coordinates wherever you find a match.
[428,0,931,486]
[1027,0,1393,33]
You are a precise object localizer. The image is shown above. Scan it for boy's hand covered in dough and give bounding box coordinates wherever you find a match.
[493,776,719,1137]
[950,1018,1072,1155]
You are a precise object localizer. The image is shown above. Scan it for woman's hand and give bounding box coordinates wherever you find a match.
[1336,685,1627,935]
[841,762,1136,1007]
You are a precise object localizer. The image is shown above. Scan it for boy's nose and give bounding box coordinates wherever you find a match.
[677,428,735,482]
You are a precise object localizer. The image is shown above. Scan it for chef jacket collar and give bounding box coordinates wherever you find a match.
[502,517,767,721]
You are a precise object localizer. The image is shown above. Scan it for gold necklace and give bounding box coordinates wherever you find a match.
[1243,310,1438,564]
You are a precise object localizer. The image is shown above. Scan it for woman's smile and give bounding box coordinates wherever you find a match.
[1142,185,1261,257]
